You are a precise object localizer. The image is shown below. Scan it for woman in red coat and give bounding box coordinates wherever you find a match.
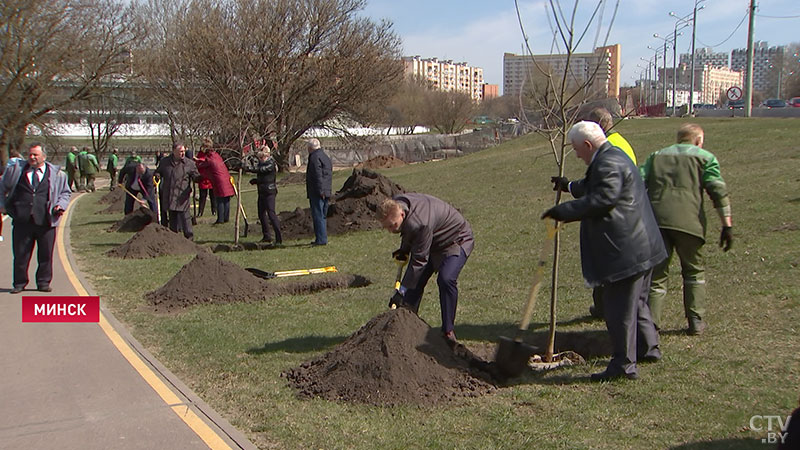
[195,142,235,224]
[194,140,216,217]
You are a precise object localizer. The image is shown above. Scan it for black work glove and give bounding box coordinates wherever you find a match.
[392,249,409,262]
[719,226,733,252]
[551,176,570,192]
[541,206,565,221]
[249,178,258,185]
[388,291,405,309]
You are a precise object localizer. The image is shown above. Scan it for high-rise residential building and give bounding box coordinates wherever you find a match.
[659,63,744,105]
[679,47,729,69]
[402,56,485,101]
[482,84,499,100]
[503,44,619,99]
[730,41,787,95]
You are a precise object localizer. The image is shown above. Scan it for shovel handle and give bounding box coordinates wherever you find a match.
[517,221,560,333]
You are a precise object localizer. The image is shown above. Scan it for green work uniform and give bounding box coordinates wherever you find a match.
[639,143,731,329]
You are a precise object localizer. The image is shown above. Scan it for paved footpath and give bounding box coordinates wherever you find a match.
[0,192,257,450]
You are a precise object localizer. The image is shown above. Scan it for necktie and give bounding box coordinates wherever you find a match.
[32,169,40,189]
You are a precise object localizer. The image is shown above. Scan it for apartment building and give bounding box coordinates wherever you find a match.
[730,41,786,95]
[402,56,485,101]
[503,44,619,99]
[659,63,744,105]
[679,47,729,69]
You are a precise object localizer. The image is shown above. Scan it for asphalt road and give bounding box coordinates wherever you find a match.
[0,192,256,450]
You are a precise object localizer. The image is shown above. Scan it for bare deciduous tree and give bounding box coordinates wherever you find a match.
[423,89,475,135]
[0,0,137,166]
[515,0,619,362]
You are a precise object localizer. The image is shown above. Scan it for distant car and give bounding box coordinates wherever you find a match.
[788,97,800,108]
[728,100,745,109]
[762,98,787,108]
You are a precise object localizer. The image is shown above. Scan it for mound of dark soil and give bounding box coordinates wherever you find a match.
[106,223,206,259]
[145,252,370,312]
[107,207,158,232]
[146,252,273,312]
[98,189,126,204]
[355,155,406,169]
[278,168,407,240]
[97,196,125,214]
[283,308,496,406]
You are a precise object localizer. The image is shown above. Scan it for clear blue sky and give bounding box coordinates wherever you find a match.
[361,0,800,94]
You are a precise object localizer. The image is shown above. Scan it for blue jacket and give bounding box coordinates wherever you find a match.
[549,142,666,286]
[306,148,332,199]
[1,160,72,227]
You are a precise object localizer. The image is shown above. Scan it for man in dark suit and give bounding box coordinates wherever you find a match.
[377,193,474,343]
[305,138,332,245]
[155,142,201,239]
[118,162,157,215]
[543,121,666,381]
[0,143,71,293]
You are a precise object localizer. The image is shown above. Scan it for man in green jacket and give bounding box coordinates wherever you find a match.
[640,123,733,335]
[106,148,119,191]
[65,146,79,192]
[77,146,100,192]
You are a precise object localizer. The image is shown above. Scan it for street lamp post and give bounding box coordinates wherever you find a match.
[670,9,700,116]
[688,0,706,116]
[652,36,672,108]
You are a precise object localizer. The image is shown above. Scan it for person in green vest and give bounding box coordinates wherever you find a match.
[640,123,733,335]
[106,148,119,191]
[65,146,79,192]
[77,146,100,192]
[582,107,637,318]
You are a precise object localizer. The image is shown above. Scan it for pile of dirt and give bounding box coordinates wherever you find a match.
[278,168,407,240]
[106,223,206,259]
[145,252,370,312]
[282,308,496,406]
[98,189,125,205]
[107,207,158,232]
[96,188,126,214]
[355,155,406,169]
[277,172,306,185]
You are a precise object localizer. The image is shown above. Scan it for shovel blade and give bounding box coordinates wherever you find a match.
[494,336,538,378]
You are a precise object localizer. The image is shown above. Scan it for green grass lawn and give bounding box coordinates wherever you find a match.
[68,117,800,449]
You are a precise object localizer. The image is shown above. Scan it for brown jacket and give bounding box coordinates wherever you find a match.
[395,193,474,289]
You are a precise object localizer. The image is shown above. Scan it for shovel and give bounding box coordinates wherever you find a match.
[230,175,249,237]
[245,265,337,280]
[389,256,408,310]
[494,220,559,378]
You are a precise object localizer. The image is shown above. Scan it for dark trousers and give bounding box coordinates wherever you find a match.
[198,188,215,216]
[108,169,117,189]
[215,196,231,223]
[309,195,329,244]
[257,191,281,242]
[403,248,468,334]
[12,221,56,289]
[168,210,193,240]
[602,269,661,376]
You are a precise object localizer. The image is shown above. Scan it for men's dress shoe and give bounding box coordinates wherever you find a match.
[590,369,639,382]
[260,236,273,243]
[38,286,52,292]
[310,241,326,246]
[10,287,24,294]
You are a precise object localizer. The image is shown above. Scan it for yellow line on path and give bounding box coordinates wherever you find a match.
[56,196,232,450]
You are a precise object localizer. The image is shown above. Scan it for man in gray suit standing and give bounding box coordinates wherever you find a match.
[377,193,474,343]
[543,121,665,381]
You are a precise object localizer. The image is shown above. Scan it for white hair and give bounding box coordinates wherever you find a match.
[307,138,321,150]
[567,121,607,147]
